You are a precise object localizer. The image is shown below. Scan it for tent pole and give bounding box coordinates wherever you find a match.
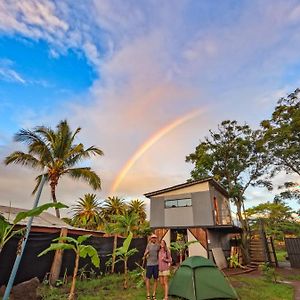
[3,175,47,300]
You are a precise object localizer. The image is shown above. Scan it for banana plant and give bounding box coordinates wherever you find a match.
[107,231,138,289]
[170,240,198,264]
[0,202,67,254]
[39,234,100,300]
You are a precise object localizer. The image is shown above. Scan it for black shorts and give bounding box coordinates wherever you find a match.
[146,265,159,279]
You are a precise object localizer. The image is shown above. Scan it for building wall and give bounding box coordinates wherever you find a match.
[165,206,194,227]
[150,196,165,228]
[209,185,232,225]
[192,191,214,226]
[207,230,231,259]
[187,229,208,258]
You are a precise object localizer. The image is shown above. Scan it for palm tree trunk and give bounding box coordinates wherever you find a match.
[68,252,80,300]
[111,234,118,273]
[50,183,61,218]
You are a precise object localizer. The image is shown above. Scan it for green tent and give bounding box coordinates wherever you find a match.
[168,256,238,300]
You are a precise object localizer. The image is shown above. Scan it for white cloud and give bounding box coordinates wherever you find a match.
[0,67,26,84]
[1,0,300,211]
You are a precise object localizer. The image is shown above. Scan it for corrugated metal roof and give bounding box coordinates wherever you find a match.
[0,205,74,229]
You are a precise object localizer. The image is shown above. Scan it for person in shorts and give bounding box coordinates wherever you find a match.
[144,233,160,300]
[158,239,172,300]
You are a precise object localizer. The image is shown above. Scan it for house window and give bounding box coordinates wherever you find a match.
[165,198,192,208]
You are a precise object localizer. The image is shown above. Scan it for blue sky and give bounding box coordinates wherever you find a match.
[0,0,300,214]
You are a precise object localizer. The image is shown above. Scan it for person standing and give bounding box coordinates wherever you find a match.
[144,233,160,300]
[158,240,172,300]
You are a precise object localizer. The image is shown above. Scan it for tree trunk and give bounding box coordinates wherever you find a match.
[50,183,61,218]
[236,200,250,264]
[111,234,118,273]
[68,252,80,300]
[124,258,128,289]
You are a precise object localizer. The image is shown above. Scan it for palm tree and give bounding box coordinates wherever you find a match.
[101,196,126,273]
[72,193,102,230]
[101,196,127,221]
[113,212,140,237]
[127,199,146,223]
[4,120,103,218]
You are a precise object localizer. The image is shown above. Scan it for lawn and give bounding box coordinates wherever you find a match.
[276,249,287,262]
[38,272,294,300]
[230,275,293,300]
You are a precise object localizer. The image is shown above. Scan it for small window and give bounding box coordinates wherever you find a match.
[164,198,192,208]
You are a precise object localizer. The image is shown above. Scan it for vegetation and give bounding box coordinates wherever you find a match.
[39,235,100,300]
[107,232,138,289]
[186,120,271,261]
[0,202,66,254]
[38,272,293,300]
[4,120,103,218]
[170,240,198,264]
[246,201,300,241]
[72,194,102,230]
[230,275,293,300]
[261,88,300,202]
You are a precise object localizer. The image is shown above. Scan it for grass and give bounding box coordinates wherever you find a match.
[39,274,166,300]
[38,272,294,300]
[230,275,293,300]
[276,249,287,262]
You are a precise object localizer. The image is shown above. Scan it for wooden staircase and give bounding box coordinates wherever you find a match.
[249,238,266,268]
[248,223,278,268]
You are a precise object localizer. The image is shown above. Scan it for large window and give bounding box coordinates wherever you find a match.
[165,198,192,208]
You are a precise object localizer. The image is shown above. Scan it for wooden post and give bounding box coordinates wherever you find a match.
[49,228,68,285]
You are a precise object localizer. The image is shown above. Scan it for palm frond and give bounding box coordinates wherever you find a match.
[66,167,101,190]
[32,173,48,194]
[4,152,43,168]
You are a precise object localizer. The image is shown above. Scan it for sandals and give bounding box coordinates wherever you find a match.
[151,296,157,300]
[146,296,151,300]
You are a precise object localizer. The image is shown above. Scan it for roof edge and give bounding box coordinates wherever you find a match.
[144,177,228,198]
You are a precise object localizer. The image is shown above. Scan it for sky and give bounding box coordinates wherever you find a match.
[0,0,300,217]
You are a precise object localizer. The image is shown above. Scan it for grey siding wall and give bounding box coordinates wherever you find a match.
[150,196,165,227]
[192,191,214,226]
[165,207,194,227]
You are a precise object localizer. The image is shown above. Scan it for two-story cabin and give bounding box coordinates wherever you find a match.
[144,178,241,261]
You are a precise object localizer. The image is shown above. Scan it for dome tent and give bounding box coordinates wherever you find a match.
[168,256,238,300]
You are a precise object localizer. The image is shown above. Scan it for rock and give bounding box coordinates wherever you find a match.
[0,285,5,296]
[11,277,40,300]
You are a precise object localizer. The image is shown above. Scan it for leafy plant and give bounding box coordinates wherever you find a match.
[130,262,146,288]
[227,254,245,269]
[107,232,138,289]
[39,234,100,300]
[260,263,277,283]
[0,202,67,254]
[170,240,198,264]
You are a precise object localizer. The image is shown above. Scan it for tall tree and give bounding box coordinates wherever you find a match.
[261,88,300,176]
[261,88,300,202]
[72,193,102,230]
[127,199,147,223]
[4,120,103,218]
[101,196,127,221]
[186,120,271,261]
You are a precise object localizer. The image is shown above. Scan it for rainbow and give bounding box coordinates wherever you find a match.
[110,109,203,194]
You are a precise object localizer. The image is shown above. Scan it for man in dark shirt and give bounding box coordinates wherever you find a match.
[144,233,160,300]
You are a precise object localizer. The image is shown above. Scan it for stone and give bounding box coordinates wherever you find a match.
[11,277,40,300]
